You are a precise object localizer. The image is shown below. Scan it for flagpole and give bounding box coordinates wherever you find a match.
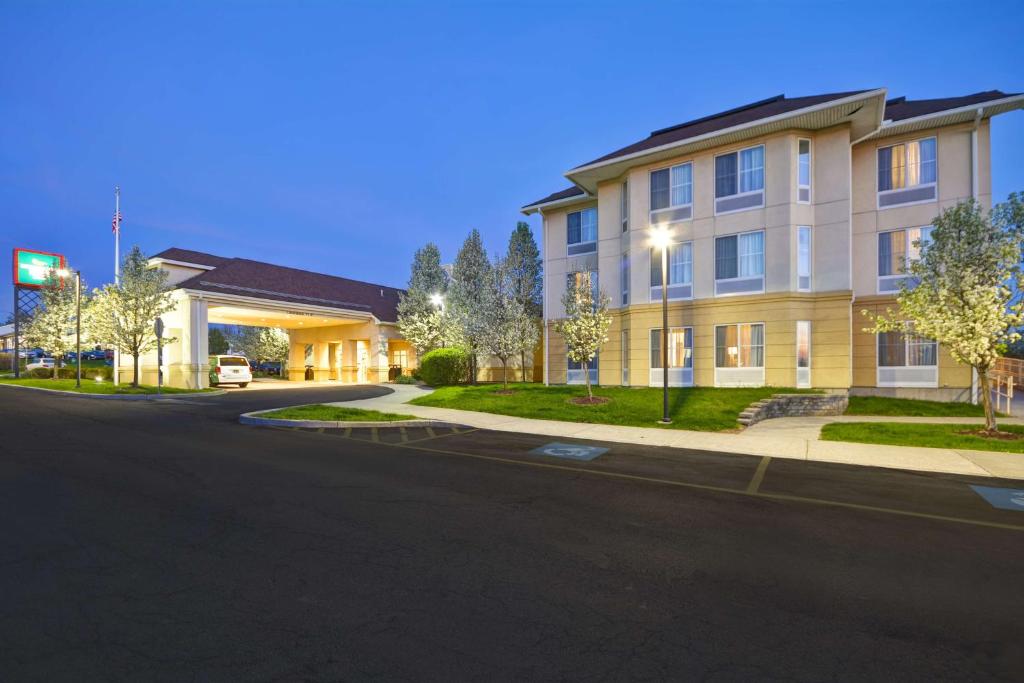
[113,185,121,386]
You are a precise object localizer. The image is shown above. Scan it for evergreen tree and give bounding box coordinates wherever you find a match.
[208,327,229,355]
[397,242,455,356]
[449,229,492,383]
[506,221,542,378]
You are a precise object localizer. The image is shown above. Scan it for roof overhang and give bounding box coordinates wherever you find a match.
[148,257,217,271]
[521,190,594,216]
[175,287,381,325]
[861,93,1024,141]
[564,89,888,194]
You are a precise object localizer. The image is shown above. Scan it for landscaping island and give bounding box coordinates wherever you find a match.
[821,422,1024,453]
[0,378,217,395]
[258,405,417,422]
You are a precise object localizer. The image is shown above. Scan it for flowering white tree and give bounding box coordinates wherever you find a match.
[554,272,611,400]
[85,246,177,387]
[449,229,492,383]
[480,256,539,388]
[864,194,1024,432]
[23,268,79,378]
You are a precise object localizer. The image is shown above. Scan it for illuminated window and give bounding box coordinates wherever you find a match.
[715,323,764,368]
[878,138,936,192]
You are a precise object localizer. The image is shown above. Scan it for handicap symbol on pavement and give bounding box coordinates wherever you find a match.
[530,442,608,461]
[970,485,1024,512]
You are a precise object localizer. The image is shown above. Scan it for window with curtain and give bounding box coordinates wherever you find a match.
[879,227,932,277]
[798,226,811,291]
[878,138,936,192]
[715,323,764,368]
[650,328,692,369]
[878,328,936,367]
[620,252,629,305]
[566,271,598,304]
[715,231,764,280]
[651,163,692,212]
[621,180,629,232]
[567,208,597,246]
[716,145,764,198]
[650,242,693,288]
[798,139,811,193]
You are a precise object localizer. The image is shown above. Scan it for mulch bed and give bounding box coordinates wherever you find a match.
[568,396,611,406]
[955,429,1024,441]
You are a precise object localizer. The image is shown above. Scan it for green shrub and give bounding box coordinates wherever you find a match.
[418,348,469,386]
[25,368,56,379]
[58,365,114,381]
[392,374,420,385]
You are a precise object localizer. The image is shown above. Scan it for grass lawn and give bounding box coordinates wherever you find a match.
[260,405,417,421]
[0,378,215,395]
[845,395,993,417]
[409,383,816,432]
[820,422,1024,453]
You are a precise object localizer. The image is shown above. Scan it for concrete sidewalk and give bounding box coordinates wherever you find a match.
[327,385,1024,480]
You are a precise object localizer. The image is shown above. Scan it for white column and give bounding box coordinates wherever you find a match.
[182,296,209,389]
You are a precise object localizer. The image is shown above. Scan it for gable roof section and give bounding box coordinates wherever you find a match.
[158,248,404,322]
[521,185,589,212]
[151,247,231,269]
[868,89,1024,140]
[883,90,1020,121]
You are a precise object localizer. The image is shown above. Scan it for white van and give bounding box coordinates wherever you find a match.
[209,355,252,388]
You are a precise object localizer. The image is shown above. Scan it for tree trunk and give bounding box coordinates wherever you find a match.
[582,359,592,399]
[502,360,508,389]
[979,368,997,432]
[133,353,140,388]
[520,351,526,383]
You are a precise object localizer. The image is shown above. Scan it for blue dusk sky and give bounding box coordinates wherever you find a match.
[1,0,1022,316]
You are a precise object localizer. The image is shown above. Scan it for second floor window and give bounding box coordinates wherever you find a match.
[797,226,811,291]
[650,241,693,299]
[798,139,811,203]
[715,230,765,295]
[878,226,932,292]
[566,270,598,308]
[620,180,629,232]
[567,207,597,255]
[620,252,629,305]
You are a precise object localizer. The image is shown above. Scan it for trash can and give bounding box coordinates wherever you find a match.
[388,365,402,381]
[304,365,314,381]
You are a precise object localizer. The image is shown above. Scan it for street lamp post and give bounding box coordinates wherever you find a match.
[650,227,673,424]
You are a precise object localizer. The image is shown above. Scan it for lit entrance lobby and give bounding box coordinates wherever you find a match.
[144,248,414,389]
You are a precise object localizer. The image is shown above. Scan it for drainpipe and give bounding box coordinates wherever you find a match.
[541,210,549,386]
[970,107,983,403]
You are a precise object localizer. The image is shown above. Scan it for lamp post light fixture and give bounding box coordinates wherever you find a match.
[430,292,445,311]
[649,226,673,424]
[58,267,82,388]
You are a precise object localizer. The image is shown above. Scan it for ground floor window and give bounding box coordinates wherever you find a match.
[714,322,765,387]
[390,349,408,368]
[621,330,629,386]
[877,327,938,387]
[567,348,598,385]
[649,327,693,387]
[796,320,811,388]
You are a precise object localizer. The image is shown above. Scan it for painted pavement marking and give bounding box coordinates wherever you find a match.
[970,485,1024,512]
[530,442,608,461]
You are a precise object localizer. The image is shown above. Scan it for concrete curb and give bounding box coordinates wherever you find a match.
[0,383,226,400]
[239,407,453,430]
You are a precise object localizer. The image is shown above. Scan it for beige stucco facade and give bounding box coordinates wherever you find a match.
[530,92,1015,401]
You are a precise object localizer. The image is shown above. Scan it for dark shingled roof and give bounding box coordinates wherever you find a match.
[153,248,404,322]
[883,90,1019,122]
[577,90,872,168]
[522,185,587,209]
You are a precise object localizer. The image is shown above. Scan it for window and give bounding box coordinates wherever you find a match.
[650,163,693,224]
[567,207,597,255]
[715,323,765,368]
[715,145,765,214]
[566,270,599,306]
[567,347,598,385]
[620,180,629,233]
[620,252,630,306]
[650,241,693,300]
[796,321,811,388]
[877,138,937,207]
[649,327,693,387]
[391,349,408,368]
[878,226,933,292]
[715,230,765,295]
[621,330,629,386]
[877,326,938,387]
[798,139,811,203]
[797,226,811,291]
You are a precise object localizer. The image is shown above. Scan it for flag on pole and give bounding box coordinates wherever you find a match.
[112,211,123,234]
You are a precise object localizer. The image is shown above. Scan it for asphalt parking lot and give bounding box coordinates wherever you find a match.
[1,383,1022,681]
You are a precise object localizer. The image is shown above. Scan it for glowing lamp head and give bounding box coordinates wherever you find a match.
[430,293,444,308]
[649,226,673,251]
[57,268,72,278]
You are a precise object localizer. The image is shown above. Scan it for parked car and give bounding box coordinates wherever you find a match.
[26,357,59,372]
[259,361,282,376]
[209,355,252,388]
[81,349,107,361]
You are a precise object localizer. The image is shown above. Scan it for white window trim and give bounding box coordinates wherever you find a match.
[650,241,694,301]
[875,324,939,388]
[876,226,932,294]
[797,138,812,204]
[565,207,598,256]
[620,251,629,306]
[714,144,766,216]
[649,162,694,224]
[875,136,938,211]
[714,229,766,297]
[797,225,812,292]
[620,180,629,233]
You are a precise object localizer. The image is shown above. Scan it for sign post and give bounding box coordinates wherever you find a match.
[154,317,164,396]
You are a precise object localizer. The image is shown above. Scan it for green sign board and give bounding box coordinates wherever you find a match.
[13,248,66,288]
